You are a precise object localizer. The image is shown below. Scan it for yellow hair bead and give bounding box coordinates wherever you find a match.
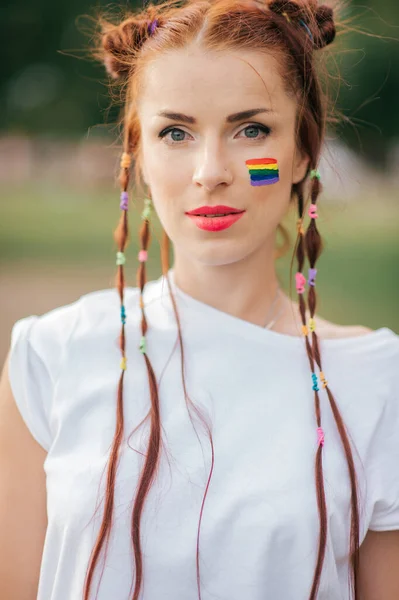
[320,371,328,389]
[296,219,305,235]
[282,11,291,23]
[309,318,316,332]
[120,152,131,169]
[302,325,309,336]
[120,357,127,370]
[139,296,145,309]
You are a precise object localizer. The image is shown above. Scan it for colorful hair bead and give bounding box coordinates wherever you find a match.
[295,272,306,294]
[147,19,159,35]
[138,250,148,263]
[139,296,145,310]
[302,325,309,336]
[308,268,317,287]
[141,198,152,221]
[282,11,291,23]
[120,152,131,169]
[308,203,318,219]
[120,191,129,211]
[310,169,321,180]
[319,371,328,389]
[297,219,305,235]
[317,426,325,447]
[121,304,126,325]
[116,251,126,266]
[120,357,127,370]
[312,372,319,392]
[245,158,280,186]
[139,335,147,354]
[299,19,314,41]
[309,318,316,332]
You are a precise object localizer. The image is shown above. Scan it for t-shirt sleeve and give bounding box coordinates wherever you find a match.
[8,299,82,453]
[368,334,399,531]
[8,316,53,451]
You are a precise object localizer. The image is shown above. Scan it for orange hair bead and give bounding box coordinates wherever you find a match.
[120,152,131,169]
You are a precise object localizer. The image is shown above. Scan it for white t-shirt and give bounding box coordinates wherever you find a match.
[8,269,399,600]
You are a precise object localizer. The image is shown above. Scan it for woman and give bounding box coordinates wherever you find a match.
[1,0,398,599]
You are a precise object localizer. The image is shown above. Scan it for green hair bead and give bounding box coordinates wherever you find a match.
[116,251,126,266]
[139,335,147,354]
[310,169,321,181]
[141,198,152,221]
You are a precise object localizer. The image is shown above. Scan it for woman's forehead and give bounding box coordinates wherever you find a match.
[138,47,295,119]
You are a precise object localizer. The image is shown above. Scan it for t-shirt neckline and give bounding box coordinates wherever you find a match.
[154,268,392,348]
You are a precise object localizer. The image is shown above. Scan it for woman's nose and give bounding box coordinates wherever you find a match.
[192,144,233,190]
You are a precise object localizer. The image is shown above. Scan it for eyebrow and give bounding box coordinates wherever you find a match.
[156,108,274,124]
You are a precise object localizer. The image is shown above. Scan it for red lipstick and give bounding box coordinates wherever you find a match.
[185,205,246,231]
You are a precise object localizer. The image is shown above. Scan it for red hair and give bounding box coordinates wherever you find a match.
[84,1,362,599]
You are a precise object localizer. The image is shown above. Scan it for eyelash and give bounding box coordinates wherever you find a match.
[158,123,272,145]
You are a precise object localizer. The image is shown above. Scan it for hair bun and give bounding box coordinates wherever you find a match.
[313,5,336,49]
[101,19,149,80]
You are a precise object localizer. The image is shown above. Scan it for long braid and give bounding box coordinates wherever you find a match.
[294,178,327,600]
[82,149,132,600]
[305,170,361,599]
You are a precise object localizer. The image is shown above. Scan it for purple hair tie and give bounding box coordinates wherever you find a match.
[308,268,317,287]
[147,19,159,36]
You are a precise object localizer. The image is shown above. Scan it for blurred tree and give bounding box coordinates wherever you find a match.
[1,0,398,165]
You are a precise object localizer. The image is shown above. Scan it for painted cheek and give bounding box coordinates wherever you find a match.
[245,157,280,186]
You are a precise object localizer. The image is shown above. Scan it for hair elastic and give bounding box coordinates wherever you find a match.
[139,335,147,354]
[116,251,126,266]
[141,197,152,220]
[308,268,317,287]
[299,19,314,41]
[147,19,159,36]
[297,218,305,235]
[317,427,325,447]
[309,317,316,332]
[312,372,319,392]
[319,371,328,389]
[120,191,129,211]
[138,249,148,263]
[295,272,306,294]
[308,203,318,219]
[120,152,131,169]
[310,169,321,180]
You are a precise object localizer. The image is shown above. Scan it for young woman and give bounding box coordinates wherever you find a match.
[1,1,398,599]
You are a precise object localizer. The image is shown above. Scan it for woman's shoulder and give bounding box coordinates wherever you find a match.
[316,319,374,340]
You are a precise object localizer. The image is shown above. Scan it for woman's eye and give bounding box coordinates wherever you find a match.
[158,123,271,145]
[238,124,271,140]
[158,127,192,144]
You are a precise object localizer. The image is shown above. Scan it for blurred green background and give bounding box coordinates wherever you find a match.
[0,0,398,363]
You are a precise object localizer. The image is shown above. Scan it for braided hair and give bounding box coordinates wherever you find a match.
[84,2,363,599]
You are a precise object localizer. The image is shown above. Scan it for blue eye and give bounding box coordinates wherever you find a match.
[240,124,271,139]
[158,123,271,145]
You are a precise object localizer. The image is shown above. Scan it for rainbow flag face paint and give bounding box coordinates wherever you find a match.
[245,158,279,186]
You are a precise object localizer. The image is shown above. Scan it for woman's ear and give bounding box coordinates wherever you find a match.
[292,146,310,184]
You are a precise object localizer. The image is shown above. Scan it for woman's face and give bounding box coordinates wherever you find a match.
[137,46,309,266]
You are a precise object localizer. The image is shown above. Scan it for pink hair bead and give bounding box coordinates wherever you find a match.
[317,427,325,447]
[308,203,318,219]
[138,250,148,262]
[295,272,306,294]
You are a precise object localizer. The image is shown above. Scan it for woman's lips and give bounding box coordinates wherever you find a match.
[186,212,245,231]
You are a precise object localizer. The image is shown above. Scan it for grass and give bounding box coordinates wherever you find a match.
[1,181,398,332]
